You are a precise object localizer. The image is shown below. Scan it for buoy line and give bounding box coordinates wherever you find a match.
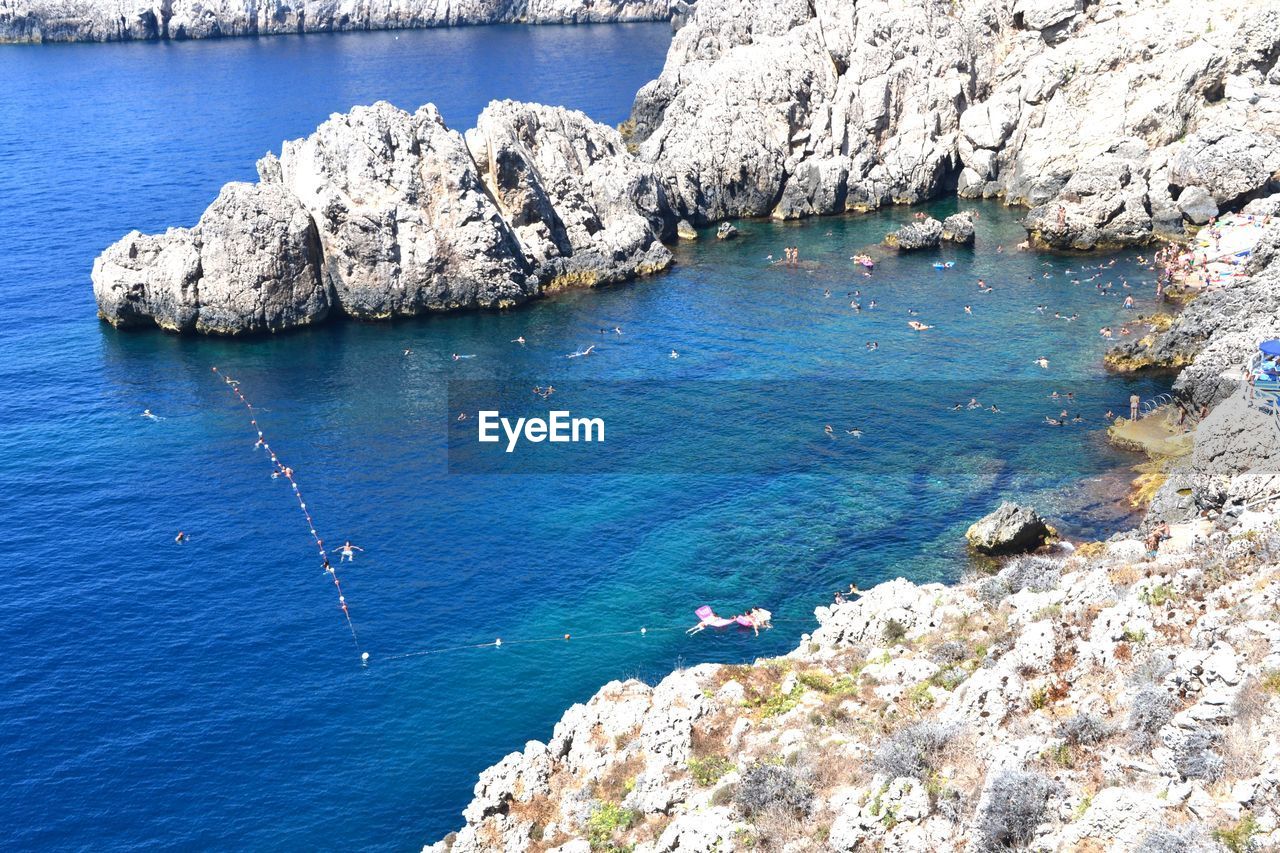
[212,367,365,661]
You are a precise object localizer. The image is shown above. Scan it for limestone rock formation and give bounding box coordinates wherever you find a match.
[0,0,676,43]
[92,181,331,334]
[94,101,675,333]
[465,100,673,290]
[885,218,944,251]
[625,0,1280,245]
[268,102,534,319]
[941,211,976,245]
[965,502,1053,555]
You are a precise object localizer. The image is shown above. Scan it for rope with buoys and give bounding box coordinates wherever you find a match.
[213,367,365,662]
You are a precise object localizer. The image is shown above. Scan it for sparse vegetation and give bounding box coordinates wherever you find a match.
[1213,813,1259,853]
[586,801,639,851]
[687,755,733,787]
[882,618,909,645]
[975,770,1059,850]
[871,722,957,781]
[1128,686,1176,751]
[735,762,814,818]
[1057,712,1111,747]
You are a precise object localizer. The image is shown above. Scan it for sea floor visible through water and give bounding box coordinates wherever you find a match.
[0,24,1168,851]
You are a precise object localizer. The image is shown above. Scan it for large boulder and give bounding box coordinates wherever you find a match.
[965,502,1053,555]
[941,212,976,245]
[885,217,943,251]
[92,182,331,335]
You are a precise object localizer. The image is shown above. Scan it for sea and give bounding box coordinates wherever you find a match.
[0,22,1165,850]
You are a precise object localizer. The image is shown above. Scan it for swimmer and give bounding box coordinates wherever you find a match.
[614,327,622,335]
[141,409,160,420]
[1035,357,1050,369]
[908,320,933,331]
[824,425,835,437]
[1045,417,1063,426]
[512,336,526,345]
[339,541,364,562]
[175,531,187,544]
[989,405,1001,413]
[846,428,863,437]
[824,289,831,298]
[452,353,476,361]
[403,348,413,356]
[967,398,981,409]
[964,305,972,314]
[457,412,468,421]
[951,403,964,411]
[566,345,596,358]
[670,350,680,359]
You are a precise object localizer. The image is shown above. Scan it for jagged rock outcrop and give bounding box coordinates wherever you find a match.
[92,181,331,334]
[965,501,1053,555]
[941,211,976,245]
[884,217,944,251]
[94,100,675,333]
[1106,223,1280,396]
[0,0,676,43]
[625,0,1280,245]
[465,100,673,290]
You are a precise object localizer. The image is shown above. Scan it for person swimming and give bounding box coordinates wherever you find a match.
[452,353,476,361]
[141,409,160,420]
[670,350,680,359]
[566,345,595,358]
[340,541,364,562]
[1035,357,1050,369]
[512,336,526,344]
[908,320,932,331]
[174,531,187,544]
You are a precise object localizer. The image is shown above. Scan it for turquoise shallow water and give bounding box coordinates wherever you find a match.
[0,25,1165,851]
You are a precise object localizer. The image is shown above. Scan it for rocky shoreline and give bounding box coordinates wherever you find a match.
[91,0,1280,335]
[0,0,678,44]
[427,221,1280,852]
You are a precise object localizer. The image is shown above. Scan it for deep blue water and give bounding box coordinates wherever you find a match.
[0,24,1164,851]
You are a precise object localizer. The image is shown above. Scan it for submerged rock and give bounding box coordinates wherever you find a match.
[965,502,1053,555]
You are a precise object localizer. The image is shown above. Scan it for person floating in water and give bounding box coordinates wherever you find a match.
[142,409,160,420]
[340,541,364,562]
[512,336,526,345]
[670,350,680,359]
[174,531,187,544]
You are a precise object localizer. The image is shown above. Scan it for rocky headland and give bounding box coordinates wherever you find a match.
[90,0,1280,335]
[426,220,1280,852]
[0,0,677,43]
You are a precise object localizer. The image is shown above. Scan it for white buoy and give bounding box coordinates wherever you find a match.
[361,652,370,666]
[640,627,647,635]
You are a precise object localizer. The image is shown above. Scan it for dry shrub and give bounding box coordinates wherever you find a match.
[1109,563,1142,587]
[593,753,645,802]
[691,712,733,760]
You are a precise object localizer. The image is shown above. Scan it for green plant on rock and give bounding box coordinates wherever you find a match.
[587,802,639,851]
[1258,669,1280,694]
[1140,584,1177,607]
[1213,813,1258,853]
[688,755,733,787]
[1122,627,1147,644]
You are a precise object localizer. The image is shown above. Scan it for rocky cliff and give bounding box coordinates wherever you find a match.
[425,223,1280,852]
[92,100,673,333]
[629,0,1280,247]
[0,0,675,43]
[91,0,1280,334]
